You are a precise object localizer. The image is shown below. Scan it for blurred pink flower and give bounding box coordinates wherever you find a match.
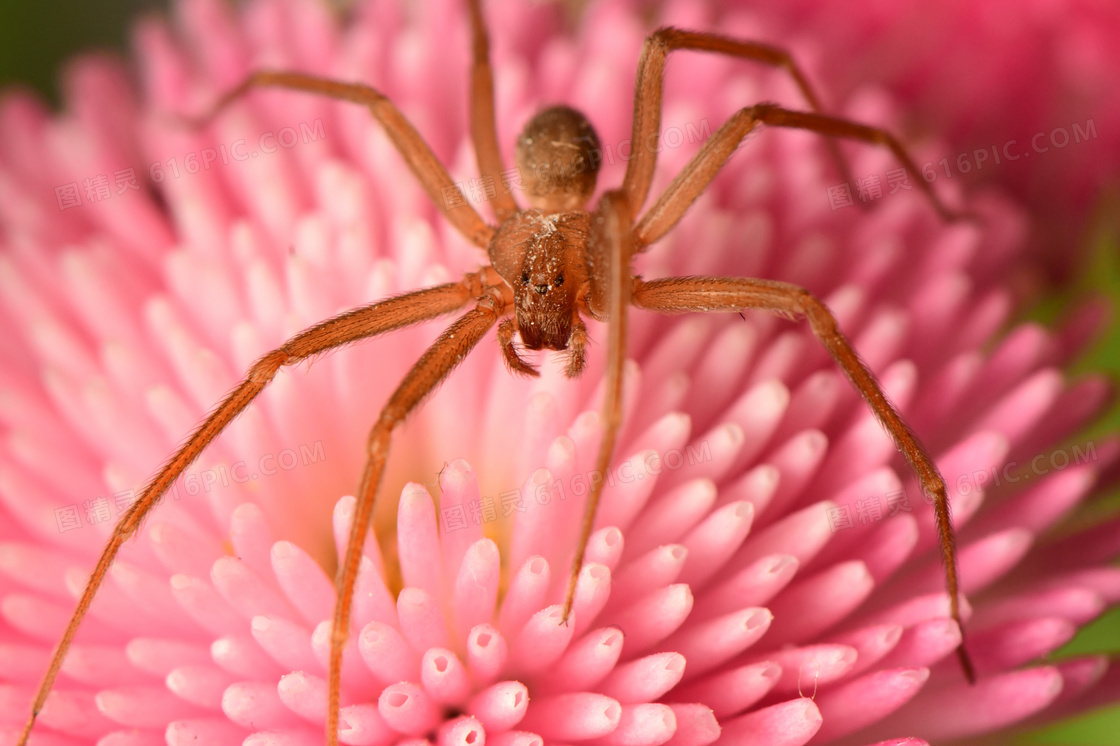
[717,0,1120,281]
[1,1,1118,745]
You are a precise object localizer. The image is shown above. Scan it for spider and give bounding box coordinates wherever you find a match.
[19,1,977,744]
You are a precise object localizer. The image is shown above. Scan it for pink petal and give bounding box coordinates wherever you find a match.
[498,557,550,639]
[250,615,317,671]
[691,555,798,621]
[967,617,1076,674]
[661,704,719,746]
[510,605,575,676]
[605,585,693,657]
[716,698,821,746]
[813,668,930,741]
[437,716,486,746]
[421,648,471,707]
[360,621,420,685]
[271,539,335,626]
[828,624,903,679]
[124,638,210,678]
[544,627,626,694]
[210,635,281,679]
[678,502,754,588]
[166,665,234,709]
[378,682,441,737]
[607,545,687,613]
[886,666,1063,739]
[451,539,500,641]
[339,703,394,746]
[598,653,686,703]
[764,561,874,646]
[589,703,676,746]
[666,608,772,679]
[519,693,621,741]
[397,587,451,653]
[666,662,780,718]
[465,624,509,688]
[221,680,299,730]
[747,644,858,697]
[468,681,530,731]
[164,718,246,746]
[398,484,444,600]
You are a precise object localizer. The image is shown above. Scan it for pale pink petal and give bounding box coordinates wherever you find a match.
[378,683,441,738]
[518,693,621,741]
[166,665,234,710]
[221,680,299,730]
[813,668,930,741]
[665,663,780,719]
[468,681,529,731]
[598,653,686,704]
[420,648,471,707]
[465,624,509,688]
[717,698,821,746]
[359,621,420,685]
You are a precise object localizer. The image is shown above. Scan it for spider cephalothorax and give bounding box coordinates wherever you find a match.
[491,209,590,358]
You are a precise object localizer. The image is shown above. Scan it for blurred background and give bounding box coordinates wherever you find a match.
[1,0,1117,743]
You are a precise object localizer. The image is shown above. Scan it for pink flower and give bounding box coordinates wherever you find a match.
[1,1,1117,745]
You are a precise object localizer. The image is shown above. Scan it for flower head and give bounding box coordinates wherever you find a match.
[1,1,1118,745]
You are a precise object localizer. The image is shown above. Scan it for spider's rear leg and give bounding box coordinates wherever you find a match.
[632,274,976,683]
[634,102,971,251]
[327,287,509,745]
[624,27,855,213]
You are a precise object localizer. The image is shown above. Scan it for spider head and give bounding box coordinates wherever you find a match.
[516,105,602,212]
[513,225,582,351]
[490,211,590,351]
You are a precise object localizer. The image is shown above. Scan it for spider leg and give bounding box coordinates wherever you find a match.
[562,190,633,619]
[632,274,977,683]
[623,28,854,213]
[468,0,520,222]
[15,273,489,746]
[326,286,509,745]
[635,102,968,250]
[191,71,496,248]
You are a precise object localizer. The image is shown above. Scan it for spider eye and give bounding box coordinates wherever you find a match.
[521,272,530,285]
[555,273,564,287]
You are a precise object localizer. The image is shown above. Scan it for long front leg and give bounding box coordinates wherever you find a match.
[327,288,507,745]
[633,275,976,683]
[623,28,853,214]
[15,275,486,746]
[192,71,495,248]
[562,190,633,619]
[634,103,968,250]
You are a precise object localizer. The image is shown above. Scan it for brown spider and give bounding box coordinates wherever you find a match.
[19,1,976,744]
